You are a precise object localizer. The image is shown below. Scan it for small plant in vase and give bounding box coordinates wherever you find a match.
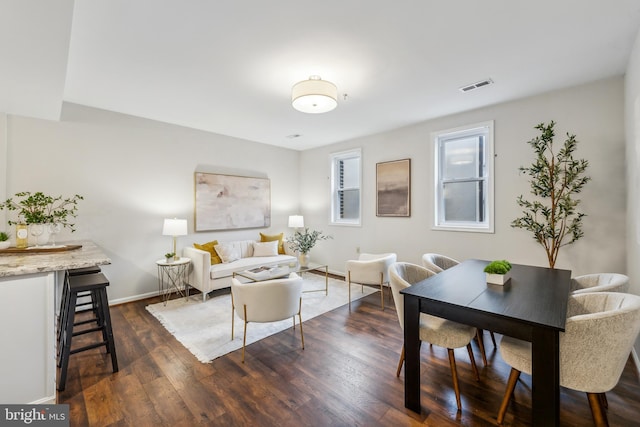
[165,252,176,263]
[484,260,512,285]
[287,228,332,266]
[0,231,9,249]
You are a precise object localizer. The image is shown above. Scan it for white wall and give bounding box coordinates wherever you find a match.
[625,27,640,358]
[300,77,626,279]
[3,103,300,302]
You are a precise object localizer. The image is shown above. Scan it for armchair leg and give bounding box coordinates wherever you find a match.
[497,368,521,425]
[587,393,609,427]
[379,272,385,310]
[466,343,479,381]
[476,329,488,366]
[242,305,248,363]
[298,298,305,349]
[231,294,235,340]
[348,271,352,311]
[396,344,405,377]
[447,349,462,410]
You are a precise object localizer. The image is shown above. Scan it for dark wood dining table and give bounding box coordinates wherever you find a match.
[400,259,571,426]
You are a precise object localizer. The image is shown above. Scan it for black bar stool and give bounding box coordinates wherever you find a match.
[57,271,118,391]
[57,266,102,351]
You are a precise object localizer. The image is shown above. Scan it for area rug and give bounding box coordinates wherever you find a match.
[145,275,376,363]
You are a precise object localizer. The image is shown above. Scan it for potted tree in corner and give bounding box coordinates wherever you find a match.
[511,121,590,268]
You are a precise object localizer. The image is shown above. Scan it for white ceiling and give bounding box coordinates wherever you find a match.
[2,1,640,151]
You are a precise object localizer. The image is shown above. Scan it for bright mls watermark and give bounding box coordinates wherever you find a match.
[0,405,69,426]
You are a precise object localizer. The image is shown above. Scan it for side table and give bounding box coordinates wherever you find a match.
[156,257,191,305]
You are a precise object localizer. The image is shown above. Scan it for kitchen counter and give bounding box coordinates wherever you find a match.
[0,240,111,404]
[0,240,111,277]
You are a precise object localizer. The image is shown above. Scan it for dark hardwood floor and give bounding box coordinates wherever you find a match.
[58,283,640,426]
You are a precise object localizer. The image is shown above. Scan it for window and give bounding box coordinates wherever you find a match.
[330,148,361,225]
[433,121,494,232]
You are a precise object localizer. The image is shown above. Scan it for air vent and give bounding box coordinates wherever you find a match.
[459,78,494,92]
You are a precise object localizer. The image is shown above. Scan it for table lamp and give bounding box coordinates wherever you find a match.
[288,215,304,229]
[162,218,188,259]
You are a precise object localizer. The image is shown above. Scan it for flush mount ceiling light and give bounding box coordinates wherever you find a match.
[291,75,338,114]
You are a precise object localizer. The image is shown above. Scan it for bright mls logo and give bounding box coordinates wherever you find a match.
[0,405,69,426]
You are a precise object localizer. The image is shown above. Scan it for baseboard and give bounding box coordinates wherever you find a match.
[109,290,159,306]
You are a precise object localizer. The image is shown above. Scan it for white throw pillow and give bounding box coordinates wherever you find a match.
[252,241,279,257]
[214,243,241,263]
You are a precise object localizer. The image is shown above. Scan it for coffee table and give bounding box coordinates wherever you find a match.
[234,262,329,295]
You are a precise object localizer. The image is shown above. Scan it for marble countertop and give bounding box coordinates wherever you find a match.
[0,241,111,278]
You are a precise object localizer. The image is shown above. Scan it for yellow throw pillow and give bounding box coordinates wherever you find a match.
[259,232,285,255]
[194,240,222,264]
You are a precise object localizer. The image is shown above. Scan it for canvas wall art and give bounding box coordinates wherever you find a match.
[195,172,271,231]
[376,159,411,217]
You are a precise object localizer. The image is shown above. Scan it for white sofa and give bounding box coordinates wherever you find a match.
[183,239,297,301]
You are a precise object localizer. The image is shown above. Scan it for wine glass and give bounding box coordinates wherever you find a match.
[49,223,62,247]
[30,224,44,247]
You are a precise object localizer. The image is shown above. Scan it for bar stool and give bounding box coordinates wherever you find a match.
[56,266,102,352]
[57,272,118,391]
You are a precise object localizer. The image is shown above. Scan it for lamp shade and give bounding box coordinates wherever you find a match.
[288,215,304,228]
[162,218,188,236]
[292,76,337,114]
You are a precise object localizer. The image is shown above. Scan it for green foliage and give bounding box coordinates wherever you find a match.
[484,260,512,274]
[0,231,9,242]
[287,228,332,254]
[165,252,176,259]
[511,121,590,268]
[0,191,84,231]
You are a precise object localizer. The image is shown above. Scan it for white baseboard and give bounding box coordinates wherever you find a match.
[109,290,159,306]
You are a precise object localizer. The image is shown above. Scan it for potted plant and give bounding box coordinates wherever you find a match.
[287,228,332,266]
[165,252,176,263]
[484,260,512,285]
[511,121,590,268]
[0,192,83,246]
[0,231,9,249]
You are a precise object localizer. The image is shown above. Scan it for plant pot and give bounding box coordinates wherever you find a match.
[299,253,309,267]
[0,241,10,250]
[165,257,174,264]
[486,271,511,285]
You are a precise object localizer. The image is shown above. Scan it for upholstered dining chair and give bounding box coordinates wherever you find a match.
[422,252,495,364]
[421,253,460,273]
[346,252,397,310]
[389,262,480,410]
[570,273,629,294]
[230,273,304,363]
[496,292,640,426]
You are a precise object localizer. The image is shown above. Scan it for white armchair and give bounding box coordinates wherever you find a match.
[497,292,640,426]
[570,273,629,294]
[346,252,397,310]
[230,273,304,363]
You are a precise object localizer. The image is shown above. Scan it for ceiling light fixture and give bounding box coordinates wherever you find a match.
[291,75,337,114]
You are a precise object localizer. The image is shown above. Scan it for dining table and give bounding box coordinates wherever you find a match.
[400,259,571,426]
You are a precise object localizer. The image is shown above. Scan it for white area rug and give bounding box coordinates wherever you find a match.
[146,275,376,363]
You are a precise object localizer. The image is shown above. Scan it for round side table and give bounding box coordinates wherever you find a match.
[156,257,191,305]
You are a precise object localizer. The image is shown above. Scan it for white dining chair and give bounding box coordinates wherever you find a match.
[389,262,479,410]
[346,252,397,310]
[570,273,629,294]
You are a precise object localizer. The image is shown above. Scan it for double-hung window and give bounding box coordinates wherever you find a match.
[330,148,361,226]
[433,121,494,232]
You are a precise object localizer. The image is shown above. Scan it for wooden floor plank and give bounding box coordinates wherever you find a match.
[58,285,640,426]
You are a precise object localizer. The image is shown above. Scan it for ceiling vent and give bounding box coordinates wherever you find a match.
[459,78,494,93]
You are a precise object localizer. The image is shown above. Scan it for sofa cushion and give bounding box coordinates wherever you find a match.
[193,240,222,264]
[260,232,285,254]
[215,243,242,263]
[253,241,279,257]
